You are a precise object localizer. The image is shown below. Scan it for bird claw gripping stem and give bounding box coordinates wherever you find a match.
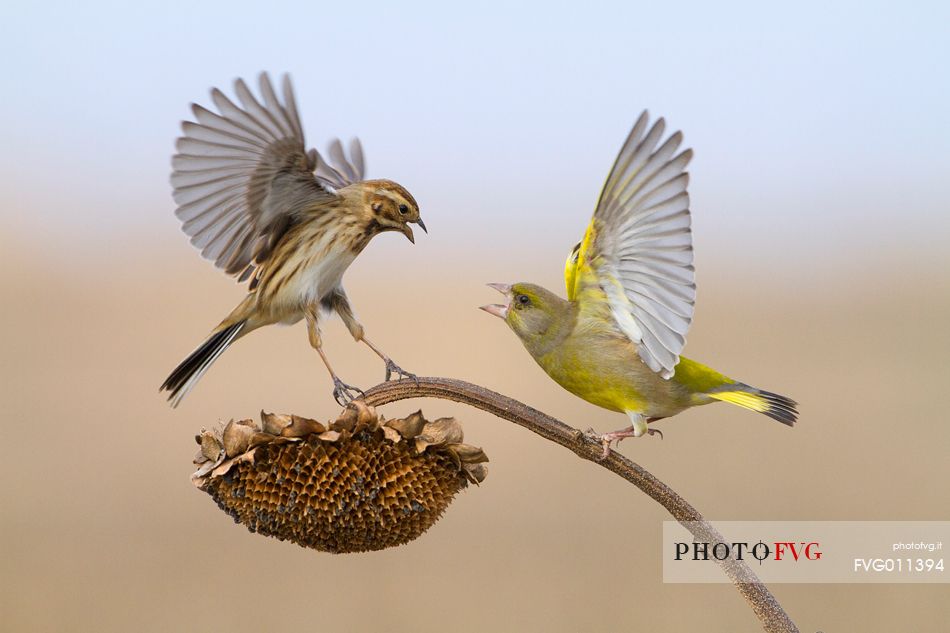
[593,426,664,459]
[332,377,365,406]
[384,358,418,384]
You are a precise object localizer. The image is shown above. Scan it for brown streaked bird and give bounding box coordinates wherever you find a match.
[160,72,426,407]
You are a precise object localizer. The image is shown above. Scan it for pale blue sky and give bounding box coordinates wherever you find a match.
[3,0,948,277]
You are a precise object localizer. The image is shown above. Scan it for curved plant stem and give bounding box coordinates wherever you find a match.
[361,377,799,633]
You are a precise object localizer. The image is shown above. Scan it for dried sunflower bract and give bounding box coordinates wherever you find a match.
[192,401,487,553]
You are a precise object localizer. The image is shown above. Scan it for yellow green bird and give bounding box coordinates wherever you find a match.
[481,112,797,456]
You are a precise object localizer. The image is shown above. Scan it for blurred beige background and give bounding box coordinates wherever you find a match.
[3,1,950,631]
[3,232,949,632]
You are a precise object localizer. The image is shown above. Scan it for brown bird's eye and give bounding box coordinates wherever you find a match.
[518,295,530,306]
[398,204,409,215]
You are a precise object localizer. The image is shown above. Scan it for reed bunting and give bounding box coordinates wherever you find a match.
[161,73,425,407]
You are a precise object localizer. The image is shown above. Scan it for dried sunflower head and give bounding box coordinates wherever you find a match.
[192,401,487,553]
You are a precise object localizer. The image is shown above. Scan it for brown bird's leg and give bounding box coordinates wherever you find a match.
[360,336,418,382]
[594,412,663,459]
[306,304,363,406]
[324,287,417,382]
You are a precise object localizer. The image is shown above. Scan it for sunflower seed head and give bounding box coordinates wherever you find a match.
[192,403,488,553]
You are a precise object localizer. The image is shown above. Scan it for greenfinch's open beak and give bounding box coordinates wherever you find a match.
[480,304,508,319]
[479,283,512,319]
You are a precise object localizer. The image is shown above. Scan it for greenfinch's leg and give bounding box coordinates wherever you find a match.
[598,412,663,458]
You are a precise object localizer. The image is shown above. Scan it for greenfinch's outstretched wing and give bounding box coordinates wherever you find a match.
[171,73,366,281]
[574,111,695,378]
[564,240,583,300]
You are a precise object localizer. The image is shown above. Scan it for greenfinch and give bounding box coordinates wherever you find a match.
[481,112,797,455]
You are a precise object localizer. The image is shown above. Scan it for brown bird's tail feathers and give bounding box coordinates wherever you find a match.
[706,383,798,426]
[160,321,246,408]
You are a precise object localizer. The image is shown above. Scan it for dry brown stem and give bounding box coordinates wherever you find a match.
[361,377,799,633]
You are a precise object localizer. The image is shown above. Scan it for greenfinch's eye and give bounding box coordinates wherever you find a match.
[398,204,409,215]
[517,294,530,306]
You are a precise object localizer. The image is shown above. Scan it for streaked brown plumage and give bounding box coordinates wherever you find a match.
[160,74,426,407]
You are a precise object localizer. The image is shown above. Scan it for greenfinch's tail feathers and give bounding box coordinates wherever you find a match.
[706,384,798,426]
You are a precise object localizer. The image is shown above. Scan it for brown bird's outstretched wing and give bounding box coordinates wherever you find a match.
[170,72,366,281]
[569,111,695,378]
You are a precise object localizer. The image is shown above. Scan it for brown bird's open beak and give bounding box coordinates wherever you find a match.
[402,219,426,244]
[479,282,512,319]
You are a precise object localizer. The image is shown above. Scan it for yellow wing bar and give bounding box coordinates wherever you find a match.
[564,220,598,301]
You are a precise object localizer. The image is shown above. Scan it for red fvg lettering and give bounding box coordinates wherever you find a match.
[774,542,822,561]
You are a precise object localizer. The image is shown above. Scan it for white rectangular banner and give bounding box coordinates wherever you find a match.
[662,521,948,583]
